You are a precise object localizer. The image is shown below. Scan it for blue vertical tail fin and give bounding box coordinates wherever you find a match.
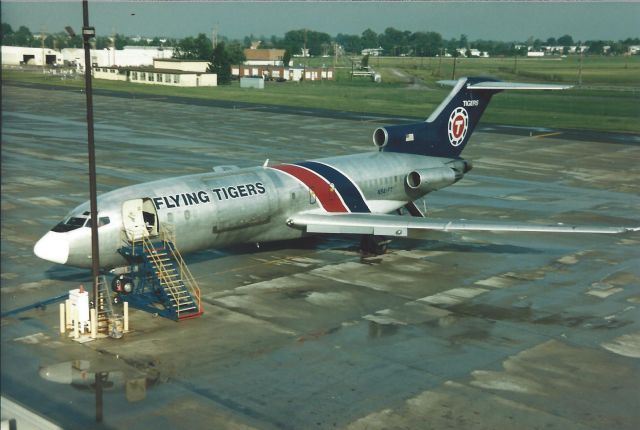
[374,77,571,158]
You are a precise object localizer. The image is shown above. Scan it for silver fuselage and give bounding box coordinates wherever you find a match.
[36,151,455,269]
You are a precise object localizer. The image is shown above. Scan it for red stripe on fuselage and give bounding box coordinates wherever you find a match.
[272,164,348,212]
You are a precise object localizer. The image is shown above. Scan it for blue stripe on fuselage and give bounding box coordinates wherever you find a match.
[297,161,370,213]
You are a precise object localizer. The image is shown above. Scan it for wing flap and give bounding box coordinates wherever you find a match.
[288,213,636,236]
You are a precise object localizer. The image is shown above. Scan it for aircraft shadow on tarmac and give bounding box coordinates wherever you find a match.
[41,236,544,281]
[44,265,92,282]
[402,239,545,255]
[182,235,544,266]
[182,236,346,265]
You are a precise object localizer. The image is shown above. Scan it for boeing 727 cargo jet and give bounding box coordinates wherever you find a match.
[34,77,637,271]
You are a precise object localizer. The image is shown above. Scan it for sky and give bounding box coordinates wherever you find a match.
[2,1,639,43]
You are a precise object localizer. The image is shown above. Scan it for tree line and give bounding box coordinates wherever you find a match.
[3,22,638,58]
[1,22,178,50]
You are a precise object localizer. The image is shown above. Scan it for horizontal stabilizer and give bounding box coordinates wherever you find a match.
[437,80,572,90]
[288,213,637,236]
[468,81,573,90]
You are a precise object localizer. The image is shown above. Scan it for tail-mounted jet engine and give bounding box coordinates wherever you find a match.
[405,160,472,194]
[406,167,459,193]
[373,123,427,149]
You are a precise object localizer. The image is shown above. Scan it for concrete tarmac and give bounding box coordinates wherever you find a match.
[2,84,639,429]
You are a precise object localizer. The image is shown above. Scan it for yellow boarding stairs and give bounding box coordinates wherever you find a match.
[117,224,203,321]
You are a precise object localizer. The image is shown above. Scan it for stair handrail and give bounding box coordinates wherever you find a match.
[158,223,202,316]
[166,242,202,315]
[141,236,185,314]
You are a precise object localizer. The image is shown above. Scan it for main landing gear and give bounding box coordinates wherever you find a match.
[358,201,427,256]
[360,235,391,256]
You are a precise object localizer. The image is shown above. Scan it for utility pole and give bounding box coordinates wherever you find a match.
[81,0,101,313]
[111,28,116,67]
[578,49,583,86]
[451,55,457,80]
[304,29,307,56]
[351,57,354,81]
[304,30,310,81]
[41,28,45,73]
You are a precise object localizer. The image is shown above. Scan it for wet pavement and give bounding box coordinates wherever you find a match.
[2,84,639,429]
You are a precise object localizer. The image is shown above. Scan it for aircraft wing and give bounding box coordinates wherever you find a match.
[287,213,637,236]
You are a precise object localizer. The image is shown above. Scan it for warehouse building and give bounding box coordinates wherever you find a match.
[1,46,63,66]
[61,46,174,69]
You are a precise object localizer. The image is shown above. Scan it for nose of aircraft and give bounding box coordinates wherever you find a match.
[39,363,73,384]
[34,232,69,265]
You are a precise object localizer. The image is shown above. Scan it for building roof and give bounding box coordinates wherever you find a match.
[123,46,174,51]
[153,58,209,63]
[97,65,211,75]
[244,49,285,61]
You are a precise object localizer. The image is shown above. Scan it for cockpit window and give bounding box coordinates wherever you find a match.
[51,217,87,233]
[85,217,110,228]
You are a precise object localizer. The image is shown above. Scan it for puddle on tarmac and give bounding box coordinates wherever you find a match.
[38,359,160,402]
[368,321,399,338]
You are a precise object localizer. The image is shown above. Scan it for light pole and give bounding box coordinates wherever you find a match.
[81,0,101,310]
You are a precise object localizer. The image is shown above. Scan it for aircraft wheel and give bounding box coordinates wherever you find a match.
[360,235,390,255]
[111,275,134,295]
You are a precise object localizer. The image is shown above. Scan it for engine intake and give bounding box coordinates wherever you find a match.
[406,167,462,193]
[373,127,389,148]
[372,123,427,149]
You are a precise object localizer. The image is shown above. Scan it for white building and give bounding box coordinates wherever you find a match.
[361,48,384,57]
[456,48,489,58]
[61,46,174,69]
[94,59,216,87]
[293,48,310,58]
[1,46,63,66]
[240,76,265,89]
